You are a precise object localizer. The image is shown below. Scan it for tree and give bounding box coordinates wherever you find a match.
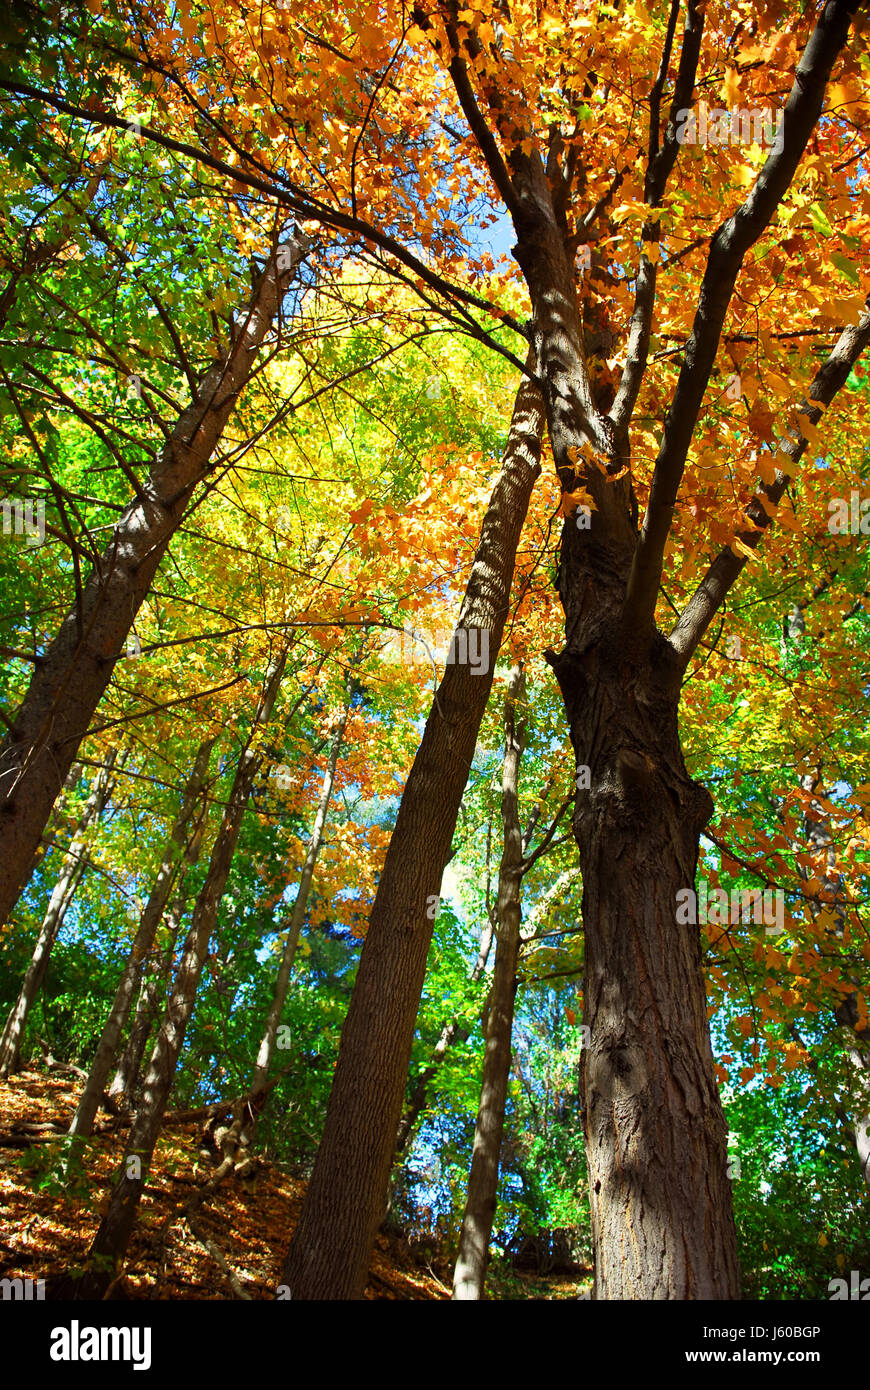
[65,646,291,1294]
[0,749,118,1076]
[3,0,870,1304]
[453,663,528,1299]
[0,223,312,929]
[67,735,215,1141]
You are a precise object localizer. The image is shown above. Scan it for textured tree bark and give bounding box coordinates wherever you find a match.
[433,0,860,1299]
[0,230,311,930]
[0,752,117,1078]
[549,642,740,1299]
[68,737,215,1140]
[453,664,526,1300]
[65,656,288,1295]
[281,363,544,1299]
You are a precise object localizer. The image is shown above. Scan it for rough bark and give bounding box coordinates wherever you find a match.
[0,751,117,1078]
[281,363,544,1299]
[68,654,288,1295]
[68,736,215,1140]
[0,230,311,930]
[549,642,740,1299]
[436,0,860,1300]
[453,664,526,1300]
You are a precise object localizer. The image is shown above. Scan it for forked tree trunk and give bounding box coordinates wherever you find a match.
[0,752,117,1078]
[281,364,545,1299]
[68,737,215,1140]
[550,648,740,1299]
[0,231,311,930]
[67,655,288,1295]
[453,664,526,1300]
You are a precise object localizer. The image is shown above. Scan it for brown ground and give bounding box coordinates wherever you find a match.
[0,1069,450,1300]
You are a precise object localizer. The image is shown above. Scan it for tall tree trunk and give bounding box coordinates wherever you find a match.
[550,647,740,1299]
[68,737,215,1140]
[110,783,215,1103]
[453,664,526,1300]
[68,654,288,1295]
[0,751,117,1078]
[394,777,557,1158]
[0,230,311,930]
[281,363,544,1300]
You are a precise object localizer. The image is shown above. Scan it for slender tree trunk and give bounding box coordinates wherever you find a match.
[68,737,215,1140]
[394,778,557,1158]
[250,698,349,1098]
[0,230,311,930]
[282,363,544,1299]
[219,693,351,1167]
[0,752,117,1078]
[394,917,494,1158]
[110,926,178,1105]
[110,785,215,1102]
[453,664,527,1300]
[68,655,288,1295]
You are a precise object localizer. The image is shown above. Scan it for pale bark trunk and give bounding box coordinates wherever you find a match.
[0,752,117,1078]
[0,230,311,930]
[68,737,215,1139]
[453,664,526,1300]
[281,363,544,1299]
[71,654,288,1294]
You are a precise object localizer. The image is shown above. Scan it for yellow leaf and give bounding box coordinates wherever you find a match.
[729,537,757,562]
[723,67,741,105]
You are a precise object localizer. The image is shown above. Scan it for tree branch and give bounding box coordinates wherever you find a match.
[669,299,870,665]
[621,0,861,642]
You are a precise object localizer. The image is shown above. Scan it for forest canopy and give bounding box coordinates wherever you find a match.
[0,0,868,1314]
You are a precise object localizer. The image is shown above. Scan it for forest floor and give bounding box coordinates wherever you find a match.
[0,1070,587,1301]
